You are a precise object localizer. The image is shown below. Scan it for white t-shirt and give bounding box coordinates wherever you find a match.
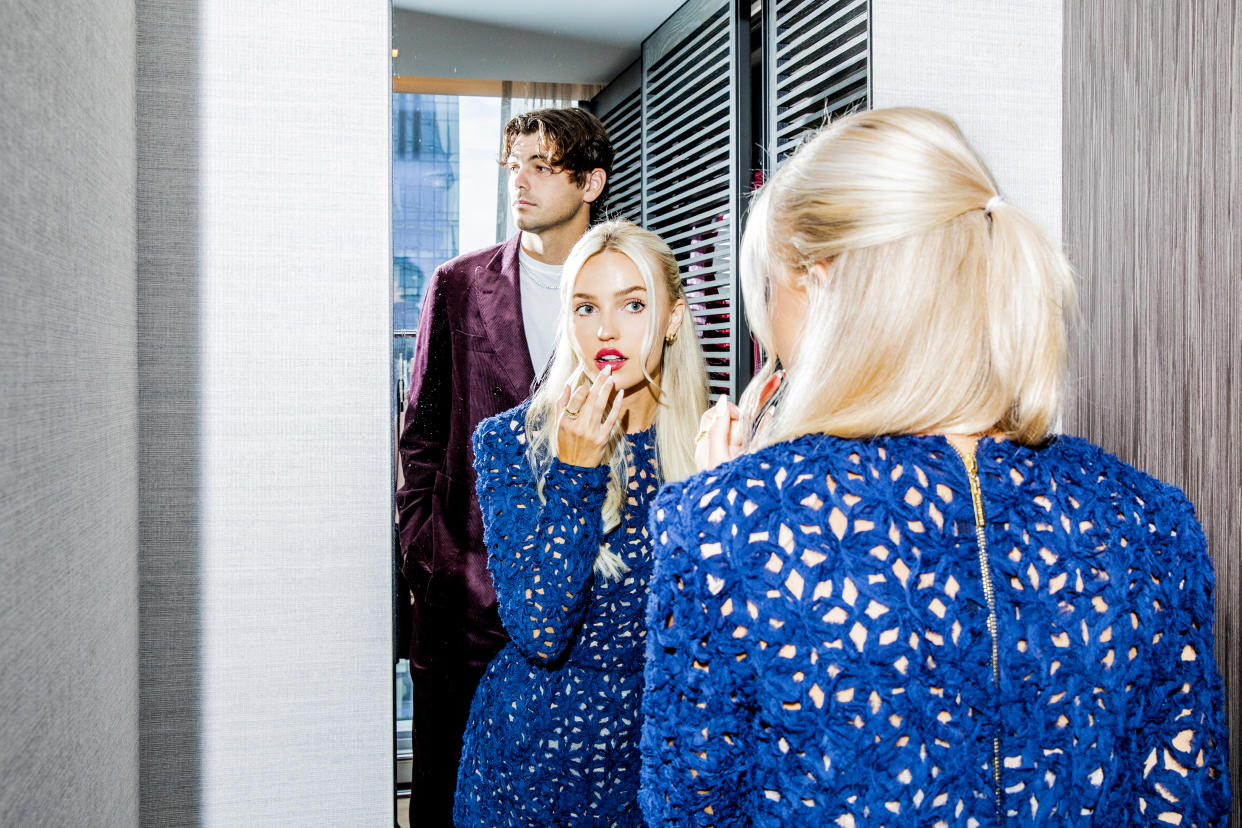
[518,247,563,376]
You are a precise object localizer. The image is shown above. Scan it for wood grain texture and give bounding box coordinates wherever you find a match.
[1064,1,1241,819]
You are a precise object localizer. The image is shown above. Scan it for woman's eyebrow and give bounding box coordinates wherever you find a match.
[572,286,647,300]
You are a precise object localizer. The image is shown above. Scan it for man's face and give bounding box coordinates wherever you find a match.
[505,134,591,235]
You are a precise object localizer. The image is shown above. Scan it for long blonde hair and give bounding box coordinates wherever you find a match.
[526,220,708,580]
[740,107,1076,448]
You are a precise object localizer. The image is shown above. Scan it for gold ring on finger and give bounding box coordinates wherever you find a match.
[563,408,581,419]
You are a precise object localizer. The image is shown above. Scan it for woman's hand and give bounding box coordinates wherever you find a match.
[556,367,624,468]
[694,394,744,471]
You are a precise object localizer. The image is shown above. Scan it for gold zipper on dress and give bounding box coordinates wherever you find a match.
[952,445,1002,815]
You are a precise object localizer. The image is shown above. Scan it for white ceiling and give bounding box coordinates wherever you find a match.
[391,1,683,47]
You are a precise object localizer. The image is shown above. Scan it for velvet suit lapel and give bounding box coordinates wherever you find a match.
[474,234,535,401]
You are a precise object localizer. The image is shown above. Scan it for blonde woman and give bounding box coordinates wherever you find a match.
[454,220,708,827]
[640,109,1231,826]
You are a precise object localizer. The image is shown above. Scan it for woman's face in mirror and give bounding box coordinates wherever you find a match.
[570,250,681,395]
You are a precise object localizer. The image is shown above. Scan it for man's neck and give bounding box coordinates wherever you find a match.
[519,215,591,266]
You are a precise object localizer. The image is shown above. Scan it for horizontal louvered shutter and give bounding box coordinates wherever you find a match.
[591,61,643,223]
[644,0,751,399]
[767,0,870,165]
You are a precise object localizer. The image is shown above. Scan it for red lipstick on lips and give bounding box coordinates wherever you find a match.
[595,348,626,372]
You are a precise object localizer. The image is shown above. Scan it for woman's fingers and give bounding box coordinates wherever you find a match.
[708,395,731,466]
[576,365,615,425]
[556,369,619,468]
[695,395,742,471]
[562,382,591,420]
[588,367,621,439]
[727,401,745,455]
[695,399,723,470]
[602,386,624,435]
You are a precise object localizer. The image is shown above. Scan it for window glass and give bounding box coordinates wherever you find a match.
[392,93,504,398]
[393,91,505,780]
[393,90,576,796]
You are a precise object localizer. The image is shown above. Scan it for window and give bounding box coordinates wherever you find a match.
[392,89,577,798]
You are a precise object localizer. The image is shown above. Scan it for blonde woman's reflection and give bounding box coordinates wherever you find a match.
[454,221,708,827]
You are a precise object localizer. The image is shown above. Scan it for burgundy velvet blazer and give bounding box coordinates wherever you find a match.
[397,234,536,669]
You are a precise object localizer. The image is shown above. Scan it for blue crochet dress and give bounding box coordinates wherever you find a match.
[640,433,1231,827]
[454,402,658,828]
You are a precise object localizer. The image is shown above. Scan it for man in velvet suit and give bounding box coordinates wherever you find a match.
[396,107,612,826]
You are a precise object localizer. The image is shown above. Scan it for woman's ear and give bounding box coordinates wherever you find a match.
[806,259,831,286]
[665,298,687,341]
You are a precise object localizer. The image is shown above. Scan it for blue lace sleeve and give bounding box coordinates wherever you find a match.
[640,478,755,827]
[1127,490,1231,825]
[472,414,609,665]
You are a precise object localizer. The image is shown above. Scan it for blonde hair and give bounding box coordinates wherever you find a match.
[740,107,1076,448]
[526,220,708,580]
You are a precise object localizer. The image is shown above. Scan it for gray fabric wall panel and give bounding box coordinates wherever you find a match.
[0,1,140,826]
[136,0,204,823]
[1063,1,1242,819]
[137,1,393,824]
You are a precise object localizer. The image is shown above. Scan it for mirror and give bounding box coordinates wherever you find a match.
[389,4,684,826]
[386,6,1101,827]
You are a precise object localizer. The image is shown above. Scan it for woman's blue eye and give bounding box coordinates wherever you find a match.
[574,304,596,316]
[624,300,646,313]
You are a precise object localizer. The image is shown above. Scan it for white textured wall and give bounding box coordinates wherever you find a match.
[393,8,636,84]
[0,1,139,825]
[137,1,394,824]
[872,0,1063,240]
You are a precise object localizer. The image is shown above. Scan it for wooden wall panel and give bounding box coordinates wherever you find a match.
[1063,1,1241,819]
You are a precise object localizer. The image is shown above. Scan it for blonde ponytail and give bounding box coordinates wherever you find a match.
[740,107,1076,448]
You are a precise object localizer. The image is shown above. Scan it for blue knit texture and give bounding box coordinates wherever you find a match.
[640,433,1231,827]
[454,402,658,828]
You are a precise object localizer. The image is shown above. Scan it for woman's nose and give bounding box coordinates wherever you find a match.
[596,313,616,341]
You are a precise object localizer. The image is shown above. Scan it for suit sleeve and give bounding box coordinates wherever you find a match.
[472,415,608,664]
[640,479,756,827]
[395,266,453,575]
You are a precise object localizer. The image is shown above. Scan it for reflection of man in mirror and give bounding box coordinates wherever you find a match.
[396,107,613,827]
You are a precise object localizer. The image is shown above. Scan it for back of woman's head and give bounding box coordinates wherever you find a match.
[741,107,1076,447]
